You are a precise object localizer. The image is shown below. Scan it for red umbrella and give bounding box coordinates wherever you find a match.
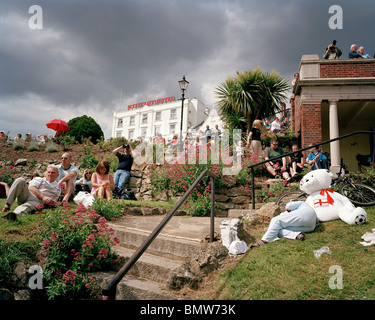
[46,119,70,132]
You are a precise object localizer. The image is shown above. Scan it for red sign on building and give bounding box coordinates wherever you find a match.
[128,96,175,110]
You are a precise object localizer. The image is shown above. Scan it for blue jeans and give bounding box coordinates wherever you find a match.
[114,170,131,191]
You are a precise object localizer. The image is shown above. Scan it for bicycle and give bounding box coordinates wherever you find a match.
[276,159,375,211]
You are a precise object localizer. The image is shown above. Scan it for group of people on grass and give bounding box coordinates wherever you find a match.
[244,119,329,182]
[0,144,134,221]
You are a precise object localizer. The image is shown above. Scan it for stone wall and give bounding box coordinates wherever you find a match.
[126,163,258,217]
[7,159,259,218]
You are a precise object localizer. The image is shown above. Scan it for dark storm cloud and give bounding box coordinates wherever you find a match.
[0,0,374,139]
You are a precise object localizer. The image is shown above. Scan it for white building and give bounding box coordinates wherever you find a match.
[112,96,208,141]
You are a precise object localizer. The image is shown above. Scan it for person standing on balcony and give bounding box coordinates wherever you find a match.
[323,40,342,59]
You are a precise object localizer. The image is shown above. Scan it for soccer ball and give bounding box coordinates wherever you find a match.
[355,214,366,225]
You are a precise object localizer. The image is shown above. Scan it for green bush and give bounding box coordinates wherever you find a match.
[59,135,76,151]
[255,180,299,203]
[46,142,58,153]
[91,198,123,220]
[27,141,40,152]
[65,115,104,144]
[10,140,25,150]
[38,203,120,300]
[80,145,99,170]
[0,240,37,287]
[261,130,299,149]
[0,164,18,186]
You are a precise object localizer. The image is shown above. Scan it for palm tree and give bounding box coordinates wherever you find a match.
[215,67,290,135]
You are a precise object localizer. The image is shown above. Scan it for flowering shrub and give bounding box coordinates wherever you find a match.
[0,163,18,186]
[39,203,120,300]
[348,162,375,188]
[91,197,124,221]
[149,159,223,216]
[255,180,299,203]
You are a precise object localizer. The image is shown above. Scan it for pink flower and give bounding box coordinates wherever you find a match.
[62,270,76,284]
[62,201,70,208]
[37,203,44,209]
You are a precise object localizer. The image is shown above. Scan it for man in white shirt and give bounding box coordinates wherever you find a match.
[57,152,79,202]
[270,118,281,133]
[1,165,60,220]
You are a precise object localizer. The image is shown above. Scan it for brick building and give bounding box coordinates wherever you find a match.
[290,54,375,172]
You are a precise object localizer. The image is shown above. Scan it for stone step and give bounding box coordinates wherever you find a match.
[110,223,203,260]
[113,246,182,283]
[227,209,257,218]
[93,271,179,300]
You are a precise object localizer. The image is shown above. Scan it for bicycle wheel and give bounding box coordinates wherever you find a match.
[276,190,308,212]
[340,183,375,207]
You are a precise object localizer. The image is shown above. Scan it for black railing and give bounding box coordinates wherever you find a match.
[102,168,216,300]
[248,130,375,209]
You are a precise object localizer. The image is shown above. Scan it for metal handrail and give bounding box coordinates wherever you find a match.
[102,168,216,300]
[248,130,375,209]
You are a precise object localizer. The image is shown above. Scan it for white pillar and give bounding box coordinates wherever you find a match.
[329,100,340,174]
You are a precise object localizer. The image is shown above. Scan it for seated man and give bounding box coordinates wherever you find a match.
[250,201,318,247]
[264,139,290,180]
[307,145,329,170]
[1,165,59,220]
[57,152,79,202]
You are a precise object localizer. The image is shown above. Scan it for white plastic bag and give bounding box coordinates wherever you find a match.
[73,191,95,208]
[313,246,332,259]
[220,219,248,258]
[360,228,375,247]
[228,240,248,259]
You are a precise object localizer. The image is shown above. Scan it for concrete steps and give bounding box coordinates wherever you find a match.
[111,223,202,260]
[93,271,179,300]
[94,215,223,300]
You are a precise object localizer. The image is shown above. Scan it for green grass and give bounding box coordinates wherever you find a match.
[197,206,375,300]
[2,197,375,300]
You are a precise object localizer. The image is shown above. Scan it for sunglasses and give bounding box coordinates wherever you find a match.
[61,157,69,160]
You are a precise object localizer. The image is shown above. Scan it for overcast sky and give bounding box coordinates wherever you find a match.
[1,0,374,140]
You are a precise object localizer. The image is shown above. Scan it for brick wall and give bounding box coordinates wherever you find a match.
[300,103,322,157]
[320,61,375,78]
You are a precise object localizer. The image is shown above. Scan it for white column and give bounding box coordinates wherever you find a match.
[329,100,340,174]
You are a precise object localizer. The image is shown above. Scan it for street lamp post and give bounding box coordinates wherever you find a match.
[178,75,189,151]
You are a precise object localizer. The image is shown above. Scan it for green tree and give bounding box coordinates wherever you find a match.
[215,66,290,135]
[65,115,104,144]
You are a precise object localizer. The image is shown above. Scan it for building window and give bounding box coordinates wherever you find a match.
[129,116,135,126]
[154,126,161,135]
[169,123,176,134]
[141,127,147,138]
[128,130,134,140]
[116,131,122,137]
[142,114,148,124]
[155,111,161,121]
[117,118,123,127]
[170,109,177,119]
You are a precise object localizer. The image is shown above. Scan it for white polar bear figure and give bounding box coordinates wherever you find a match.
[300,169,367,225]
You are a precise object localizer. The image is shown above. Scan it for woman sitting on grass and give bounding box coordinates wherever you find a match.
[91,161,115,201]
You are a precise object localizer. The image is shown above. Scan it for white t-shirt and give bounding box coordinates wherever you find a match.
[58,164,79,184]
[28,177,60,201]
